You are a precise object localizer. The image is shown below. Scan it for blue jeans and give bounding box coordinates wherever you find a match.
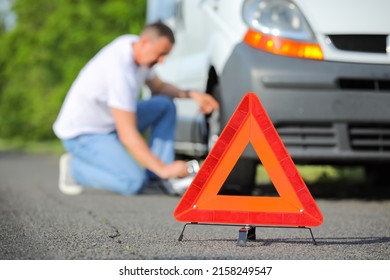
[62,96,176,195]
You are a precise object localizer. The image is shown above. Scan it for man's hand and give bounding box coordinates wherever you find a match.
[158,160,189,179]
[188,90,220,114]
[146,77,219,114]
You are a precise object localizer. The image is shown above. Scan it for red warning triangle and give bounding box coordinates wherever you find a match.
[174,93,323,227]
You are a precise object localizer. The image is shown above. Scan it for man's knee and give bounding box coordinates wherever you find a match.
[155,95,176,118]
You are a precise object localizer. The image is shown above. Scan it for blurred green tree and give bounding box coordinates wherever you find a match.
[0,0,146,140]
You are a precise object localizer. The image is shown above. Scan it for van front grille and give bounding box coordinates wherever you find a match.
[349,124,390,151]
[328,34,387,54]
[276,123,336,151]
[338,78,390,92]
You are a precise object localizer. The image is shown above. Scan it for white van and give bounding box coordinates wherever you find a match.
[147,0,390,194]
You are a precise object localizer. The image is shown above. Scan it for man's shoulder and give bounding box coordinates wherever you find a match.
[112,34,139,45]
[94,35,138,66]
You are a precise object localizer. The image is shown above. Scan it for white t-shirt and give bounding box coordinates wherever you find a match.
[53,35,156,139]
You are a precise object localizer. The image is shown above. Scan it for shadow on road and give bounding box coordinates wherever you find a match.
[177,236,390,247]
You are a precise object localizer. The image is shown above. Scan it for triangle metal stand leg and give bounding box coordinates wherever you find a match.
[178,223,318,246]
[178,223,191,241]
[237,226,256,246]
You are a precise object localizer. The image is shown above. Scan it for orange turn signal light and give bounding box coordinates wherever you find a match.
[244,29,323,60]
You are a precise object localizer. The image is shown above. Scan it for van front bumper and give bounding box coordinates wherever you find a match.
[220,43,390,164]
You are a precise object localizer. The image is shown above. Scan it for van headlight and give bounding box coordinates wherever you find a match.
[242,0,323,60]
[242,0,315,42]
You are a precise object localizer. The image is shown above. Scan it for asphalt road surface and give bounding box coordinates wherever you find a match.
[0,152,389,260]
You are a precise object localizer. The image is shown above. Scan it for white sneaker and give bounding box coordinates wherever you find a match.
[150,160,200,196]
[59,153,83,195]
[168,176,195,196]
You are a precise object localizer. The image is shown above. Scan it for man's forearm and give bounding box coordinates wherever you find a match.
[120,130,166,177]
[154,82,190,99]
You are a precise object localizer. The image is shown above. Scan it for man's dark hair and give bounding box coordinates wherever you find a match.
[142,22,175,44]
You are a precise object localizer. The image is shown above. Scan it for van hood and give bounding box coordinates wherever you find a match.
[294,0,390,34]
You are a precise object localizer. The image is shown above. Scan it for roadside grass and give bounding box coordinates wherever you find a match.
[254,164,369,197]
[0,138,65,154]
[256,164,365,185]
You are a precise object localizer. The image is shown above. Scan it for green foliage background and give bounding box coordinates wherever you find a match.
[0,0,146,141]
